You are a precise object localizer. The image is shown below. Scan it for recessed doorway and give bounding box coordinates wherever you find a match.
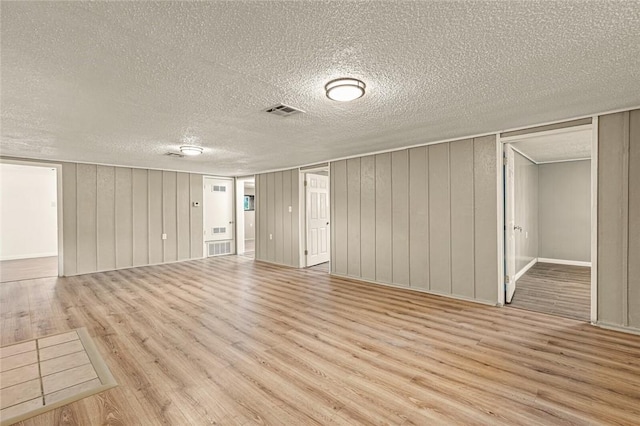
[0,162,61,282]
[502,121,595,321]
[303,168,330,271]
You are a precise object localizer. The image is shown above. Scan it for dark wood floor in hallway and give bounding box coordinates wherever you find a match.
[509,262,591,321]
[1,256,639,425]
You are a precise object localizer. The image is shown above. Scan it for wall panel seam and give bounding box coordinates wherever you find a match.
[622,112,630,326]
[448,143,452,294]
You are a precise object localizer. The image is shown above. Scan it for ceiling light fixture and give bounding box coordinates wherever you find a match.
[179,145,203,156]
[325,78,366,102]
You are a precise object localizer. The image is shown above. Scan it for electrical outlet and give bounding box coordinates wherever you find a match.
[269,234,273,240]
[162,233,167,240]
[288,206,292,213]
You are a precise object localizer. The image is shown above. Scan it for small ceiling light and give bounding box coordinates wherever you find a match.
[325,78,366,102]
[179,145,203,156]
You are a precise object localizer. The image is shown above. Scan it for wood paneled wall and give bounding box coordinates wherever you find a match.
[330,136,499,304]
[598,109,640,330]
[62,163,203,276]
[255,169,300,267]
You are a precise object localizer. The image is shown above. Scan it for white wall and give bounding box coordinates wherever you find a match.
[538,160,591,262]
[244,186,255,239]
[0,164,58,260]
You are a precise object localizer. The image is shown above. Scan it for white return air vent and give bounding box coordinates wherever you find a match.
[208,241,232,256]
[264,103,305,117]
[212,185,226,192]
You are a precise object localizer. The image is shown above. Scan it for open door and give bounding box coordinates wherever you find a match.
[203,177,235,257]
[305,173,330,267]
[504,144,517,303]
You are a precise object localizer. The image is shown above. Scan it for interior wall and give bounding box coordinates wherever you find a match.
[244,186,255,240]
[330,136,499,304]
[0,164,58,260]
[513,151,539,273]
[255,169,299,267]
[538,160,591,262]
[598,109,640,331]
[62,163,204,276]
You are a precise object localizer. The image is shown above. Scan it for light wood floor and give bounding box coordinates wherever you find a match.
[1,256,640,425]
[0,257,58,283]
[509,262,591,321]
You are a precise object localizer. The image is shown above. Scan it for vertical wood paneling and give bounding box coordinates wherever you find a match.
[115,167,133,268]
[629,110,640,328]
[598,112,626,326]
[62,163,77,275]
[96,165,116,271]
[275,172,284,264]
[267,173,276,261]
[163,171,177,262]
[333,161,348,275]
[360,156,376,281]
[132,169,149,266]
[450,139,475,298]
[176,173,190,260]
[257,174,268,260]
[60,164,203,276]
[189,174,203,259]
[291,170,300,267]
[76,164,97,274]
[409,147,429,290]
[392,150,409,286]
[347,158,361,277]
[428,144,451,294]
[375,153,392,283]
[282,170,292,266]
[473,135,498,303]
[148,170,163,265]
[254,168,300,267]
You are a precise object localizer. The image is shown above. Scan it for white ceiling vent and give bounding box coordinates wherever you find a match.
[264,104,304,117]
[165,152,184,158]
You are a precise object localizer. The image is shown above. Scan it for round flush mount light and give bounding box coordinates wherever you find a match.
[179,145,203,156]
[325,78,366,102]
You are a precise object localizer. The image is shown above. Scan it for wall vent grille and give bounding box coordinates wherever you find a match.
[264,104,305,117]
[208,241,232,256]
[212,185,226,192]
[212,227,227,234]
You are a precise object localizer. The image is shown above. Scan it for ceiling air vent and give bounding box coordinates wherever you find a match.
[264,103,305,117]
[165,152,184,158]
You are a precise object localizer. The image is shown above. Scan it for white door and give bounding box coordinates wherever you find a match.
[203,177,235,256]
[504,144,517,303]
[306,173,330,266]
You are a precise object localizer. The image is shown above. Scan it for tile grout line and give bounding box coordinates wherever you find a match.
[35,339,45,407]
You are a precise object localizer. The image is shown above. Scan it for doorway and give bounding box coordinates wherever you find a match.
[0,162,61,282]
[203,177,235,257]
[502,121,595,321]
[304,170,330,270]
[235,176,255,258]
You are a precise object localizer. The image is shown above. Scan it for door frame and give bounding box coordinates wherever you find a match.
[234,176,255,256]
[0,158,64,277]
[497,119,598,323]
[298,165,331,268]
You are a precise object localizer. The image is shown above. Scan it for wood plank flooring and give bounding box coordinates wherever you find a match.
[0,257,58,283]
[509,262,591,321]
[1,256,639,425]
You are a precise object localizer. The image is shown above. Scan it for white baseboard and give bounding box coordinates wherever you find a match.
[514,258,537,281]
[0,252,58,261]
[537,257,592,267]
[595,322,640,336]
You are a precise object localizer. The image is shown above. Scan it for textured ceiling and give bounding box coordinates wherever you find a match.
[1,2,639,176]
[510,127,592,163]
